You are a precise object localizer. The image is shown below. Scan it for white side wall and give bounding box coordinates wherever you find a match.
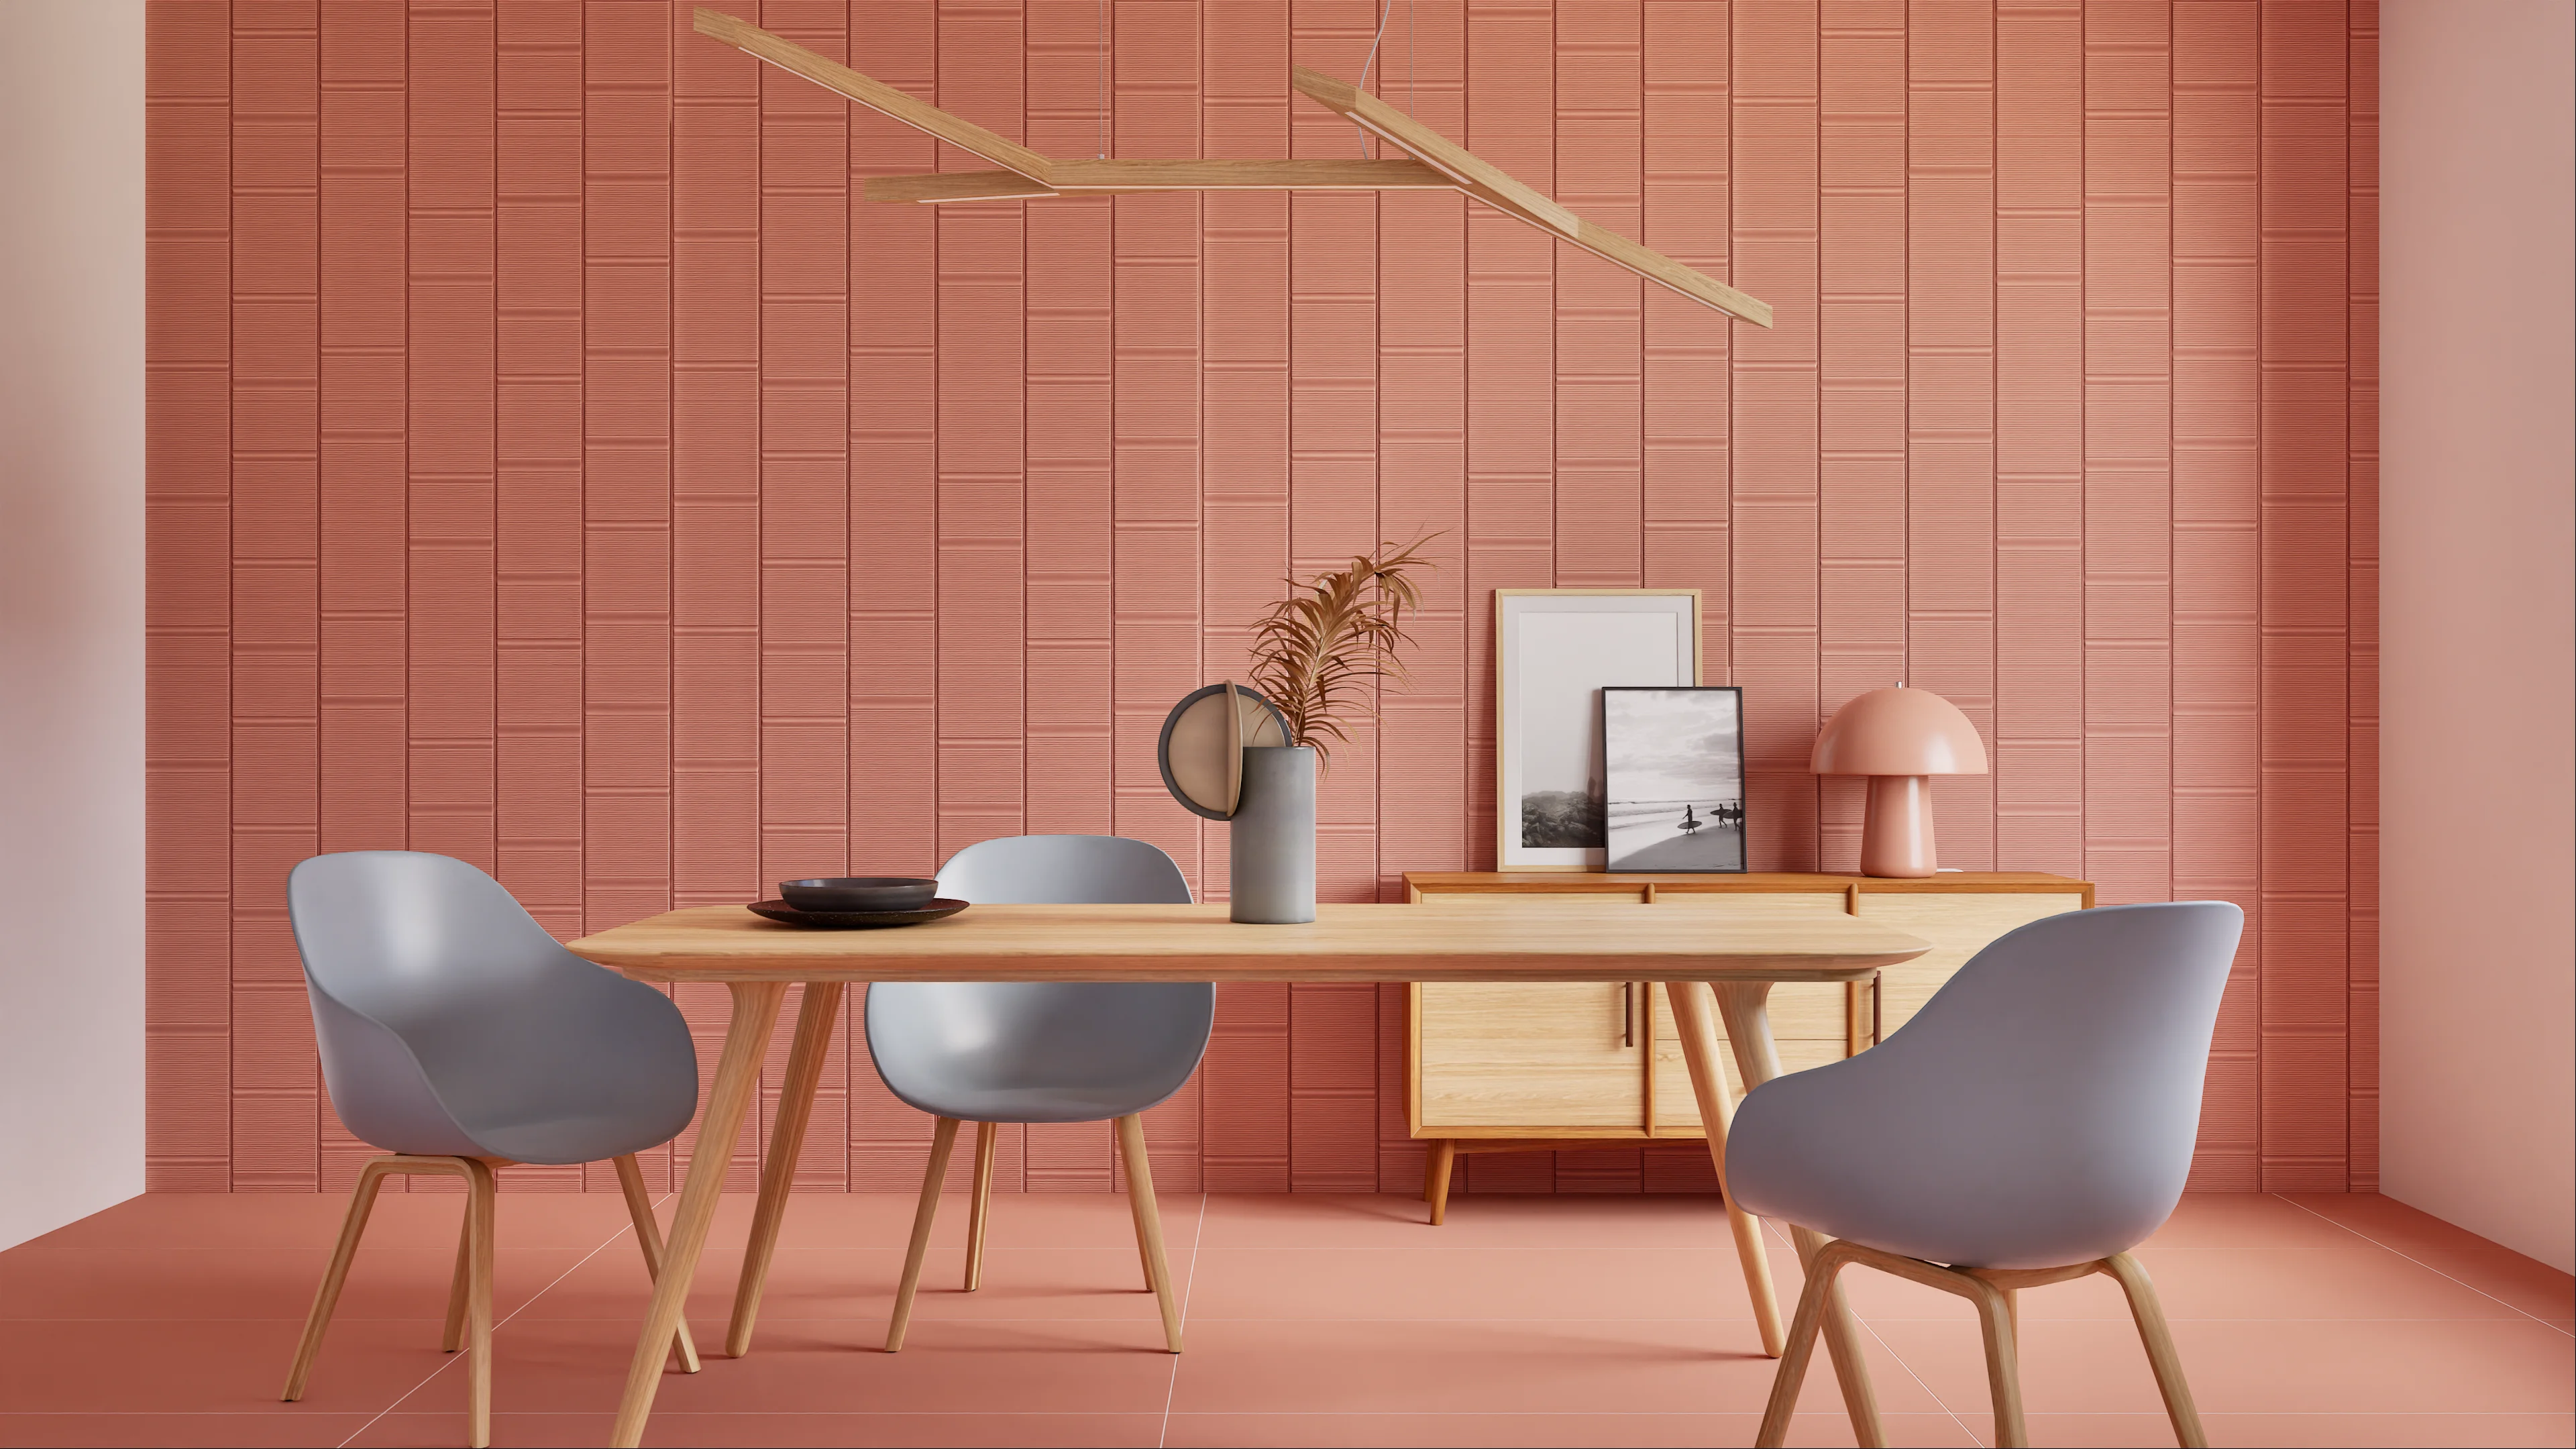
[0,0,148,1248]
[2379,0,2576,1273]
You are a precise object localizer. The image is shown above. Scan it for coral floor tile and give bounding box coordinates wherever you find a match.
[14,1191,639,1253]
[344,1412,1169,1449]
[2,1191,2567,1447]
[0,1413,379,1448]
[1196,1191,1737,1251]
[380,1316,1185,1418]
[525,1244,1192,1327]
[0,1246,601,1322]
[2025,1412,2576,1448]
[0,1318,453,1415]
[1808,1243,2551,1326]
[1876,1315,2576,1419]
[1160,1411,1982,1448]
[702,1190,1210,1253]
[2133,1193,2362,1250]
[2275,1191,2528,1254]
[2408,1247,2576,1324]
[1163,1316,1945,1416]
[1184,1246,1762,1322]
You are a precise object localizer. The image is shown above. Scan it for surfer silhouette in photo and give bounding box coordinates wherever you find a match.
[1679,804,1700,833]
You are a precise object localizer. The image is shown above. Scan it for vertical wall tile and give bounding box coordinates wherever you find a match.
[231,0,319,1191]
[2170,0,2261,1186]
[2257,0,2349,1191]
[1731,0,1823,869]
[1818,0,1904,871]
[151,0,236,1191]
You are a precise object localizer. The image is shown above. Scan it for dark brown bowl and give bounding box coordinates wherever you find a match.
[778,876,938,912]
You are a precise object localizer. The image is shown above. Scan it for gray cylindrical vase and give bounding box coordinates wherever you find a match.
[1230,745,1316,924]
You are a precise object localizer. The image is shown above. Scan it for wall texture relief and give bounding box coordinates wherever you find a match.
[146,0,2377,1197]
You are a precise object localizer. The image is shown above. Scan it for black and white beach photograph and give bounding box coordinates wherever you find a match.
[1603,687,1746,872]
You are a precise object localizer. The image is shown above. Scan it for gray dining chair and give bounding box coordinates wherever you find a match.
[868,834,1211,1354]
[278,851,702,1449]
[1731,900,2243,1449]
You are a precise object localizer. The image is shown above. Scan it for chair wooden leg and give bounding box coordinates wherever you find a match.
[1115,1114,1184,1354]
[440,1187,473,1354]
[964,1122,997,1291]
[1113,1121,1153,1289]
[1756,1239,1854,1448]
[461,1158,497,1449]
[884,1116,961,1352]
[1964,1276,2028,1449]
[2103,1252,2208,1448]
[281,1160,394,1401]
[611,1154,700,1373]
[1424,1139,1457,1225]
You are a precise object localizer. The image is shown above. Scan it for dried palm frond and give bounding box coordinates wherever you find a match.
[1245,536,1439,770]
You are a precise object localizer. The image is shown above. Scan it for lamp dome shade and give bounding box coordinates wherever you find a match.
[1811,686,1989,775]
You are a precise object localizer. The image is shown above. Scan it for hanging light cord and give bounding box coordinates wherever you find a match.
[1354,0,1394,156]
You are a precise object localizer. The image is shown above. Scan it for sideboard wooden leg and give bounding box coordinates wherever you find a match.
[1424,1139,1458,1224]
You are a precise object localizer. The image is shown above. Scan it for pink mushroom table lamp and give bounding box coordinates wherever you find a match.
[1811,684,1990,878]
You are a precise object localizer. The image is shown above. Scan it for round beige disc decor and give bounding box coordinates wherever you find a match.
[1157,682,1290,820]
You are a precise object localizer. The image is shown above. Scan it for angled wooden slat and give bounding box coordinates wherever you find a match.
[866,158,1453,205]
[1568,217,1774,327]
[1290,65,1580,236]
[1051,158,1452,191]
[1296,70,1773,327]
[866,171,1065,203]
[692,9,1053,184]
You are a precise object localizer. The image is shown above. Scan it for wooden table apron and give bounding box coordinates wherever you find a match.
[570,902,1930,1449]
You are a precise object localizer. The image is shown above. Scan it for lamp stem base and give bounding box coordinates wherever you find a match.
[1860,775,1937,878]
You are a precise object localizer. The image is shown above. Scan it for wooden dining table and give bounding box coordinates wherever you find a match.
[568,900,1931,1448]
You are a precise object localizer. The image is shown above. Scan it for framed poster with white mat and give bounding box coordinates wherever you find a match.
[1493,589,1701,870]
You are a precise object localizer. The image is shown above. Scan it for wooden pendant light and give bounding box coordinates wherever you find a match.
[692,8,1772,327]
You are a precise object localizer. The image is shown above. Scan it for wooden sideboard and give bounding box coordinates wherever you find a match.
[1401,870,2094,1222]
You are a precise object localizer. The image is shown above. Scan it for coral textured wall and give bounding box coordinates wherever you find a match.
[146,0,2376,1196]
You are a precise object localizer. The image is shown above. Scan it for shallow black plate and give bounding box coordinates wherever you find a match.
[779,876,939,912]
[745,898,969,929]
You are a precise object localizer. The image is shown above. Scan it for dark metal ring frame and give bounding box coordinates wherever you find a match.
[1155,683,1293,822]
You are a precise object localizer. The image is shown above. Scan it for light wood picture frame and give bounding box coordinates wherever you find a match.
[1494,590,1703,870]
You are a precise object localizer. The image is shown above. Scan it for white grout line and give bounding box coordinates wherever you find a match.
[2270,1193,2575,1338]
[1157,1192,1212,1449]
[333,1194,672,1448]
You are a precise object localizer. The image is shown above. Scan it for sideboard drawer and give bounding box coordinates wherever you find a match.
[1417,982,1643,1130]
[1855,892,2087,1037]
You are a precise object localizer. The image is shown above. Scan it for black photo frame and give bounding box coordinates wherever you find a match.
[1599,686,1748,873]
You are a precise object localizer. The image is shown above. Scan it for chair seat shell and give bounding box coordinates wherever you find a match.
[289,851,699,1166]
[863,835,1214,1126]
[1724,901,2243,1269]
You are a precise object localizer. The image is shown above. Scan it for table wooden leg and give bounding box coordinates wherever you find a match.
[727,980,844,1358]
[1666,980,1786,1356]
[1713,981,1885,1449]
[610,979,788,1449]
